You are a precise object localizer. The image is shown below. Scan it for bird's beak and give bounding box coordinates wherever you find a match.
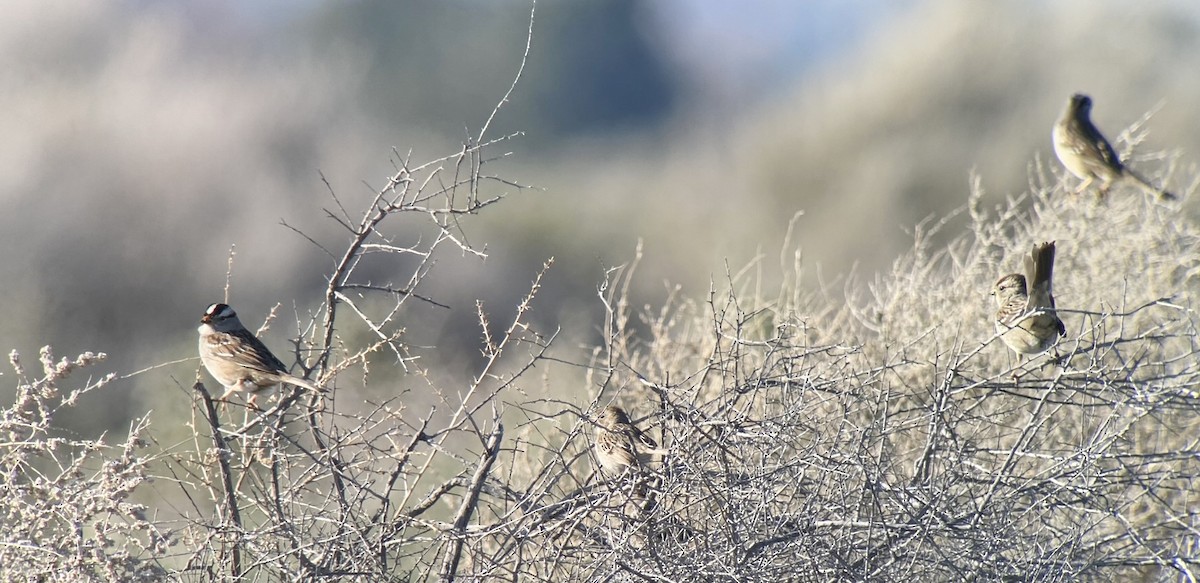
[200,314,212,324]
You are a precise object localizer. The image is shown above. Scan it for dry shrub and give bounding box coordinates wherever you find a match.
[490,167,1200,581]
[0,347,166,582]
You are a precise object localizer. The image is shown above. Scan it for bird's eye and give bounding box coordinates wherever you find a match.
[203,304,236,324]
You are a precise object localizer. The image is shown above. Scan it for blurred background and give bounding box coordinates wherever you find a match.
[1,0,1198,434]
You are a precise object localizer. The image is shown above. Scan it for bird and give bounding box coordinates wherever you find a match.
[1052,93,1175,200]
[593,405,668,511]
[197,303,325,407]
[594,405,665,475]
[992,242,1066,363]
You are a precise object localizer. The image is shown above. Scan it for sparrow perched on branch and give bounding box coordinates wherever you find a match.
[197,303,325,407]
[594,404,669,512]
[594,405,666,475]
[1052,93,1175,200]
[992,242,1066,362]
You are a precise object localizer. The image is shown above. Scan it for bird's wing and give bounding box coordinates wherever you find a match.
[1072,118,1123,172]
[997,294,1029,327]
[631,426,658,450]
[600,431,638,468]
[205,330,289,376]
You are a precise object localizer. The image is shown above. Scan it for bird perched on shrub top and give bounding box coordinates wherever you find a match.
[1053,93,1175,200]
[197,303,325,407]
[992,242,1066,362]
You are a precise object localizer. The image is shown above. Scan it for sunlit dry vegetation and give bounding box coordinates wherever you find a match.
[3,111,1199,580]
[4,4,1200,582]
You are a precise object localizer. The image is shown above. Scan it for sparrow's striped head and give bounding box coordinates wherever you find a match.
[201,303,237,324]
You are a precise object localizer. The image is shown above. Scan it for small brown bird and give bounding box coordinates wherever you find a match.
[593,405,665,476]
[1052,93,1175,200]
[593,405,668,513]
[197,303,326,407]
[992,242,1066,362]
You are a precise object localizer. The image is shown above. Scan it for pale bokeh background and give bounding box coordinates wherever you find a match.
[2,0,1198,433]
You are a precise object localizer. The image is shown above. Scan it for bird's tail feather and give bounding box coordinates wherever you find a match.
[284,375,327,394]
[1123,170,1176,200]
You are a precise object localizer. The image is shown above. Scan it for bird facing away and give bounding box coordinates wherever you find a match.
[1052,93,1175,200]
[197,303,325,407]
[594,405,665,476]
[992,242,1066,361]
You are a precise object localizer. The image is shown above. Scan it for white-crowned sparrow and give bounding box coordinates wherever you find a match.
[197,302,325,406]
[992,242,1066,361]
[1052,93,1176,200]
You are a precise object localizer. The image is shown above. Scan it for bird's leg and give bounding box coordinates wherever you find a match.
[1049,348,1065,368]
[1072,176,1092,195]
[1011,354,1025,381]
